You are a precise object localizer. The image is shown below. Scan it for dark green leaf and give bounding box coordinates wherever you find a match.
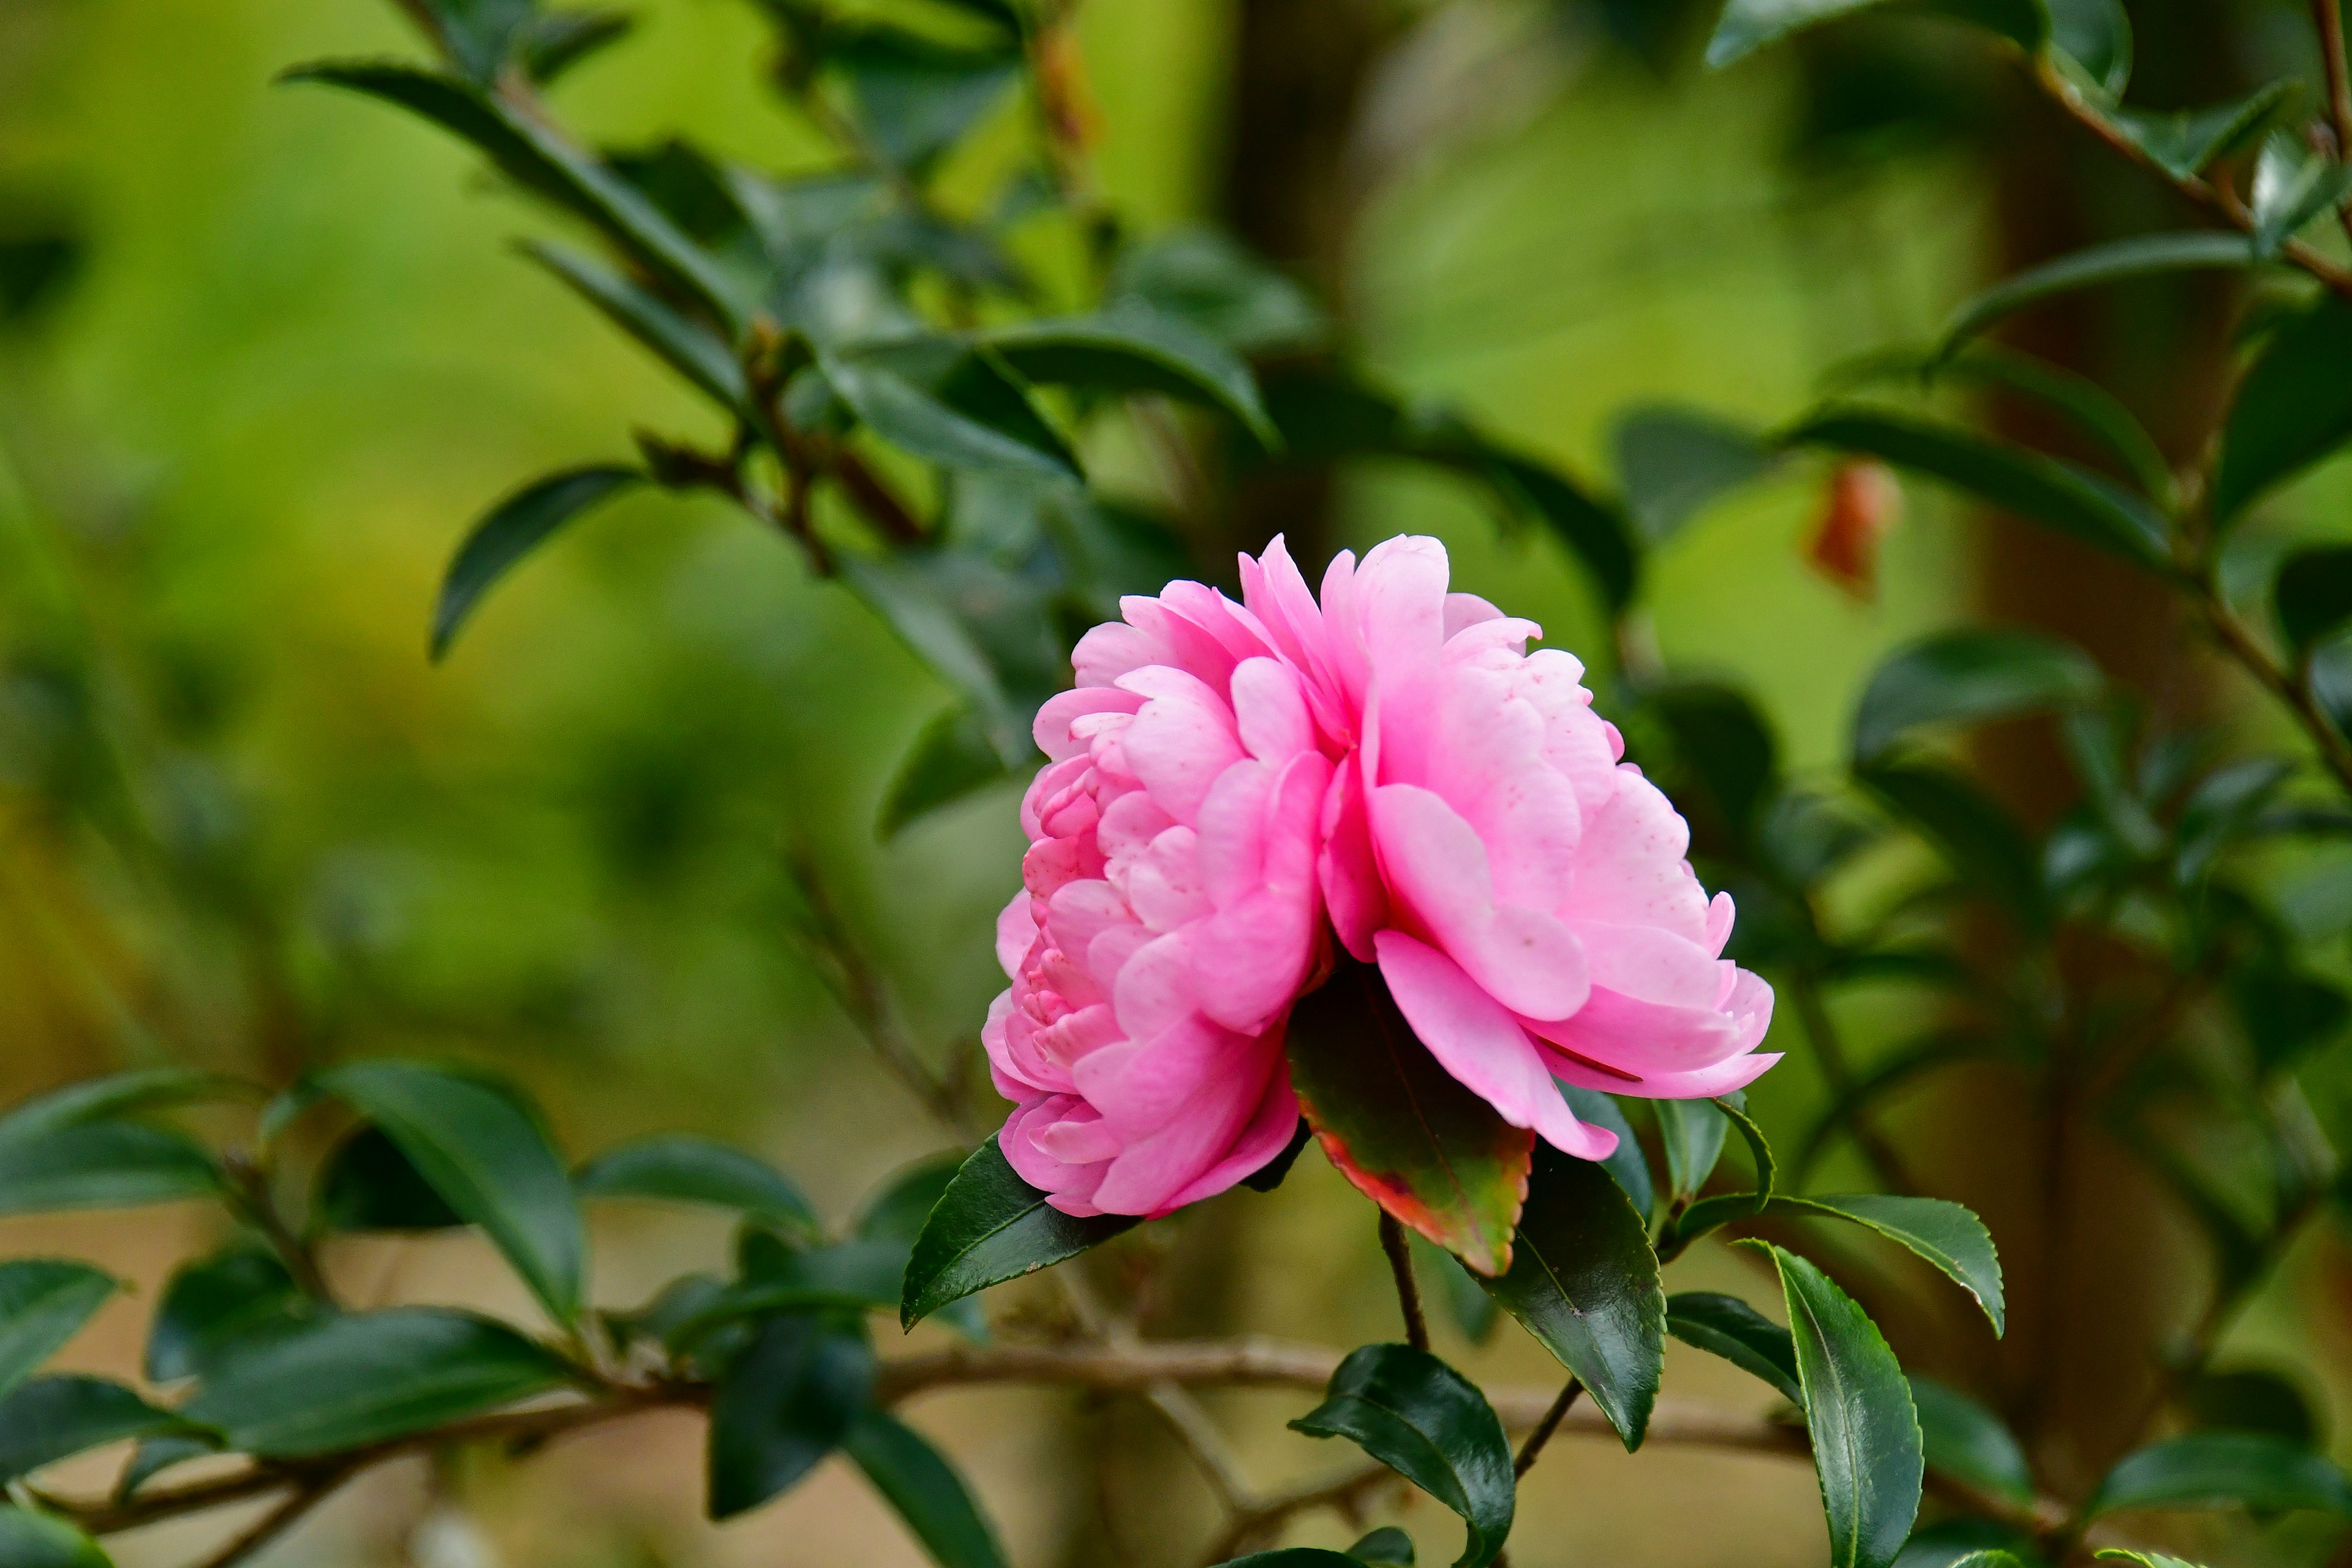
[1480,453,1640,614]
[1289,1344,1514,1568]
[879,704,1017,838]
[2182,1368,2319,1446]
[1641,681,1779,844]
[843,1407,1008,1568]
[0,1123,222,1217]
[1947,1555,2034,1568]
[1784,409,2169,566]
[707,1314,876,1518]
[987,303,1278,447]
[183,1308,573,1456]
[0,1263,116,1400]
[1714,1093,1776,1209]
[574,1134,818,1237]
[1858,760,2046,927]
[282,63,741,322]
[1612,405,1774,543]
[1654,1099,1728,1205]
[1215,1555,1366,1568]
[2250,135,2352,257]
[0,1377,198,1483]
[837,557,1039,772]
[1107,228,1326,355]
[1348,1527,1416,1567]
[2048,0,2128,97]
[2111,84,2294,181]
[2093,1552,2204,1568]
[116,1435,219,1501]
[1683,1193,2003,1333]
[519,9,635,85]
[312,1061,587,1325]
[1242,1118,1314,1194]
[1477,1143,1664,1448]
[2214,297,2352,525]
[1707,0,2048,70]
[1853,628,2103,764]
[822,337,1079,481]
[520,240,747,413]
[669,1242,910,1348]
[1411,1236,1500,1346]
[2087,1432,2352,1517]
[146,1246,317,1384]
[826,30,1021,171]
[1286,957,1534,1277]
[0,1509,110,1568]
[432,465,643,661]
[1555,1086,1654,1218]
[1666,1291,1800,1404]
[2275,545,2352,655]
[1910,1378,2032,1504]
[1744,1242,1922,1568]
[0,1071,244,1145]
[317,1125,466,1232]
[2232,966,2351,1075]
[900,1136,1136,1329]
[856,1153,968,1246]
[1937,232,2256,358]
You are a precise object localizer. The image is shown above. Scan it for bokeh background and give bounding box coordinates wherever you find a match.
[6,1,2352,1565]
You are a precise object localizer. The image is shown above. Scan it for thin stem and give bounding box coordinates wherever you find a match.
[188,1469,350,1568]
[1377,1213,1430,1352]
[218,1153,335,1306]
[2196,581,2352,796]
[1144,1384,1252,1511]
[1199,1462,1395,1567]
[1513,1379,1583,1478]
[2316,0,2352,160]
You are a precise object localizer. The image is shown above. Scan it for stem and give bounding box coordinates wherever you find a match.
[187,1468,350,1568]
[1513,1378,1583,1478]
[218,1153,335,1306]
[2196,580,2352,796]
[2316,0,2352,161]
[1376,1213,1430,1352]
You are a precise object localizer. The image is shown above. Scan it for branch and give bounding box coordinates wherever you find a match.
[2196,579,2352,797]
[1376,1213,1430,1352]
[1202,1460,1396,1566]
[2316,0,2352,164]
[1513,1379,1582,1478]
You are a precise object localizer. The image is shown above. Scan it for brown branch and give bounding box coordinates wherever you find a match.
[2318,0,2352,161]
[1377,1213,1430,1353]
[2197,581,2352,796]
[1514,1379,1582,1478]
[186,1468,351,1568]
[1202,1460,1397,1565]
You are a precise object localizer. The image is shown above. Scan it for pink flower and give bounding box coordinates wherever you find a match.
[984,535,1778,1217]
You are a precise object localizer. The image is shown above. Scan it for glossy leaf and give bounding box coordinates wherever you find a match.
[1708,0,2048,69]
[0,1122,222,1217]
[2048,0,2129,98]
[311,1061,586,1325]
[1665,1290,1800,1404]
[1937,233,2255,358]
[1745,1243,1922,1568]
[1853,628,2103,764]
[1612,405,1774,543]
[2094,1552,2205,1568]
[2213,297,2352,525]
[987,303,1278,447]
[282,63,739,322]
[1910,1378,2033,1504]
[183,1308,573,1456]
[145,1246,317,1384]
[2084,1431,2352,1518]
[821,337,1079,481]
[843,1408,1008,1568]
[669,1242,909,1348]
[0,1262,116,1400]
[707,1314,876,1518]
[1654,1098,1728,1205]
[1286,957,1534,1277]
[1348,1528,1417,1567]
[1477,1143,1664,1447]
[1678,1194,2004,1334]
[900,1136,1136,1329]
[1714,1093,1776,1209]
[317,1125,464,1232]
[878,704,1014,838]
[2111,83,2294,180]
[2275,545,2352,655]
[432,466,643,661]
[0,1376,198,1483]
[1783,409,2169,566]
[1289,1343,1514,1568]
[521,240,747,414]
[0,1509,110,1568]
[1947,1555,2033,1568]
[1555,1085,1653,1219]
[2250,136,2352,256]
[574,1134,819,1238]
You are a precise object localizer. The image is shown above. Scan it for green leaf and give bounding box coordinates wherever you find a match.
[843,1408,1008,1568]
[1289,1344,1515,1568]
[2111,83,2294,181]
[146,1246,317,1384]
[837,556,1037,771]
[823,337,1079,481]
[0,1509,111,1568]
[1783,409,2169,566]
[1216,1556,1366,1568]
[2250,135,2352,257]
[668,1242,910,1348]
[1477,1143,1664,1448]
[185,1309,571,1457]
[1744,1243,1922,1568]
[116,1434,219,1500]
[1612,405,1774,544]
[518,9,635,85]
[1107,228,1327,355]
[2184,1366,2323,1444]
[2275,545,2352,655]
[1853,628,2103,765]
[311,1061,587,1325]
[987,302,1278,448]
[879,703,1017,838]
[1654,1099,1728,1205]
[1937,232,2255,360]
[1640,681,1780,844]
[856,1152,967,1246]
[318,1125,465,1232]
[0,1376,199,1483]
[282,63,740,323]
[826,29,1021,172]
[0,1263,116,1400]
[1242,1118,1314,1193]
[2213,296,2352,525]
[1910,1377,2032,1504]
[2085,1432,2352,1518]
[2047,0,2128,97]
[899,1136,1137,1329]
[1555,1086,1654,1218]
[1947,1555,2034,1568]
[0,1123,222,1217]
[2094,1552,2207,1568]
[1680,1193,2004,1334]
[1348,1527,1417,1567]
[1856,761,2046,927]
[1665,1291,1800,1404]
[1285,957,1534,1278]
[1707,0,2048,70]
[520,241,747,414]
[574,1134,819,1238]
[432,465,642,661]
[0,1071,244,1144]
[1412,1237,1500,1346]
[707,1314,876,1518]
[1480,452,1640,615]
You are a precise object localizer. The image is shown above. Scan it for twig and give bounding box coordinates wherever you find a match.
[1200,1461,1396,1566]
[1145,1384,1253,1511]
[2316,0,2352,163]
[1377,1213,1430,1353]
[217,1154,335,1306]
[187,1469,350,1568]
[1513,1379,1582,1478]
[2196,582,2352,797]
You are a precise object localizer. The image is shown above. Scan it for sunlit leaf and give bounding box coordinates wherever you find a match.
[2249,134,2352,257]
[1290,1344,1514,1568]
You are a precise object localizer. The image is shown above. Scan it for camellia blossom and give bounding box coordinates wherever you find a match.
[985,533,1777,1217]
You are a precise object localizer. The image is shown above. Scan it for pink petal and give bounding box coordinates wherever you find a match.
[1125,824,1209,933]
[1034,687,1144,761]
[995,892,1038,980]
[1157,1066,1302,1212]
[1557,771,1712,943]
[1318,755,1387,962]
[1231,657,1314,763]
[1110,928,1198,1044]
